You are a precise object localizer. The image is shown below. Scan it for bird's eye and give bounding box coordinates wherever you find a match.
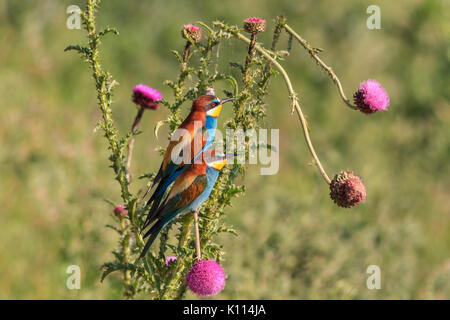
[210,102,216,107]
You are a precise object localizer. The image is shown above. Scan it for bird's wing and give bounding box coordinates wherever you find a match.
[160,118,204,172]
[148,124,206,205]
[148,111,206,208]
[143,173,207,239]
[143,164,189,229]
[149,128,194,189]
[160,172,208,220]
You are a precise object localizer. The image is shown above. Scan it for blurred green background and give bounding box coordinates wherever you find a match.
[0,0,449,299]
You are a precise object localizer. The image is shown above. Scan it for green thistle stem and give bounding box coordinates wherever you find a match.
[161,214,193,299]
[193,211,202,260]
[283,24,358,111]
[177,41,192,101]
[76,0,135,298]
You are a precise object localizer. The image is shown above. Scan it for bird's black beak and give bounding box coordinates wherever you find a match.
[220,98,236,105]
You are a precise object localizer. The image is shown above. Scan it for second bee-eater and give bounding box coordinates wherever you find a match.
[140,149,233,258]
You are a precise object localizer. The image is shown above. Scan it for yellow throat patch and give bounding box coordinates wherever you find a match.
[206,104,223,117]
[209,158,227,171]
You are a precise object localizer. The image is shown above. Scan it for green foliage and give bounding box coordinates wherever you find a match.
[66,0,286,299]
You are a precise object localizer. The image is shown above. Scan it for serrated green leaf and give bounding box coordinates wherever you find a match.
[100,262,124,282]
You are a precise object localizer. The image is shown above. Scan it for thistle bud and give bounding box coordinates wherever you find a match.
[165,256,177,267]
[243,17,266,34]
[113,205,128,218]
[182,24,202,42]
[330,170,366,208]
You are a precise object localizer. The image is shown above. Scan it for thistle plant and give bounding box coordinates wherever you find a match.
[66,0,389,299]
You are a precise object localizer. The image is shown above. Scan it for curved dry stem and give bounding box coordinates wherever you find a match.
[214,22,331,184]
[283,24,358,111]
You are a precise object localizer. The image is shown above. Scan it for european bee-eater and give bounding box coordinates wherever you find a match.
[140,150,233,258]
[144,95,234,228]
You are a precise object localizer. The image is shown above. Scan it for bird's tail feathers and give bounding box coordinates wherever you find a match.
[150,164,163,189]
[143,196,164,229]
[143,164,186,228]
[139,221,164,259]
[139,209,181,259]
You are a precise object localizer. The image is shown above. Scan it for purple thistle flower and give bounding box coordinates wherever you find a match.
[186,259,226,297]
[165,256,177,267]
[132,84,162,110]
[243,17,266,34]
[353,79,390,114]
[113,205,127,218]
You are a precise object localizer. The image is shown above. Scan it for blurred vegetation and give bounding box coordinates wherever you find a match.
[0,0,449,299]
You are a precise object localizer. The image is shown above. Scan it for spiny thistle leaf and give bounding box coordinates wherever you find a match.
[99,27,119,37]
[101,262,134,282]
